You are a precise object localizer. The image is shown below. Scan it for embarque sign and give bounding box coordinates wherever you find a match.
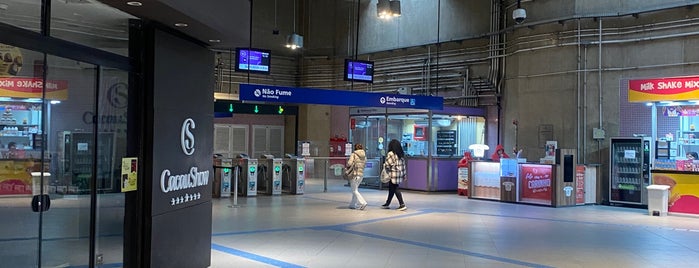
[240,84,444,110]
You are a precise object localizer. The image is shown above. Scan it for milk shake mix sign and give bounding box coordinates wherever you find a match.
[628,76,699,102]
[160,118,210,206]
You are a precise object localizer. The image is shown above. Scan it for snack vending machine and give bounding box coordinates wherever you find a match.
[609,137,651,205]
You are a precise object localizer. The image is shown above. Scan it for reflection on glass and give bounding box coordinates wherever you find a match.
[351,113,485,158]
[40,54,97,266]
[50,0,135,56]
[96,68,127,266]
[0,43,44,267]
[0,0,41,32]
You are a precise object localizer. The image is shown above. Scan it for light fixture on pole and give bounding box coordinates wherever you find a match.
[377,0,401,19]
[286,0,303,49]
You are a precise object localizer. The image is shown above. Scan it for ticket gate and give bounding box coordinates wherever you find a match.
[213,155,233,198]
[235,154,258,196]
[282,155,305,195]
[220,158,233,197]
[258,154,282,195]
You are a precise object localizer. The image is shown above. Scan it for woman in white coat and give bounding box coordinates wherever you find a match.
[347,143,368,210]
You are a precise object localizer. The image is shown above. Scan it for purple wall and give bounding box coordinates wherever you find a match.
[619,79,680,138]
[619,80,652,137]
[403,158,460,191]
[404,158,428,191]
[434,159,459,191]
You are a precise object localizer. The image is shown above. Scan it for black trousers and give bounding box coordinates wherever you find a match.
[385,181,404,205]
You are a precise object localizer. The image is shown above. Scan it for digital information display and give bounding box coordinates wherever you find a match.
[236,48,271,73]
[345,59,374,83]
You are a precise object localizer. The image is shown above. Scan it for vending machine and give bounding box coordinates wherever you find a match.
[609,137,651,205]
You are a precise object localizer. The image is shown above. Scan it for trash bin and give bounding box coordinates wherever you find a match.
[646,185,671,216]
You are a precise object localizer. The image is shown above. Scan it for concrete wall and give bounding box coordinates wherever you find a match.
[216,1,699,201]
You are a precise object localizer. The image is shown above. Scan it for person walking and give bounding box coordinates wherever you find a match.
[347,143,368,210]
[381,139,407,211]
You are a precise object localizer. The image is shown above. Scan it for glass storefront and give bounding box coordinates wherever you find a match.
[0,0,41,33]
[0,1,132,266]
[349,106,486,191]
[50,0,134,56]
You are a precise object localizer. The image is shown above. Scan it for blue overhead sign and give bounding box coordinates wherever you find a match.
[239,84,444,110]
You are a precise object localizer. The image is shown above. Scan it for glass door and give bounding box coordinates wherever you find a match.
[0,45,46,267]
[0,43,128,267]
[609,137,643,205]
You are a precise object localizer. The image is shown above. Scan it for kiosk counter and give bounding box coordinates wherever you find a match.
[651,169,699,215]
[468,161,566,207]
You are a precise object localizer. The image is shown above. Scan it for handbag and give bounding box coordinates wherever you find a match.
[380,168,390,183]
[342,166,354,180]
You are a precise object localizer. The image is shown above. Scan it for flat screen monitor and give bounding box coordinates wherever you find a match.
[235,48,271,74]
[344,59,374,83]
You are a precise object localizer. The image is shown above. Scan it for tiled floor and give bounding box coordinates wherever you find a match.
[2,177,698,267]
[210,179,699,268]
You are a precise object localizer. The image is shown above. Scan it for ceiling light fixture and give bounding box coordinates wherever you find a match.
[286,0,303,50]
[126,1,142,7]
[209,39,221,43]
[174,22,188,27]
[377,0,401,19]
[286,33,303,50]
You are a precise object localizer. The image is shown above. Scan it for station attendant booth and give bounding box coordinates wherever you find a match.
[349,106,486,191]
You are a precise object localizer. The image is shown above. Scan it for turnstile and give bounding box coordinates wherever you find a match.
[213,156,233,198]
[282,155,305,195]
[235,154,258,196]
[220,158,233,197]
[258,154,282,195]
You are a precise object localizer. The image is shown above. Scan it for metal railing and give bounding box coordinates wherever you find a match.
[303,156,382,192]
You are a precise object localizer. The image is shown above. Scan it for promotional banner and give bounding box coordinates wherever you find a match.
[121,157,138,192]
[628,76,699,102]
[662,105,699,117]
[576,165,586,205]
[519,164,553,205]
[0,44,22,76]
[239,84,444,110]
[652,172,699,215]
[0,77,68,100]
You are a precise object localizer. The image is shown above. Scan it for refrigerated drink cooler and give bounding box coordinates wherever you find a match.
[609,137,651,206]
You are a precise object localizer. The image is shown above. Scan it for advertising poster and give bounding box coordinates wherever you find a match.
[652,173,699,215]
[457,167,469,194]
[545,141,557,158]
[0,44,22,76]
[576,165,586,205]
[519,164,553,205]
[121,157,138,192]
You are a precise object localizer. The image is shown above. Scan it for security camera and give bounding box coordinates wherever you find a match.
[513,8,527,24]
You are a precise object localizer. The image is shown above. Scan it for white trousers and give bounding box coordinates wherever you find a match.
[350,176,367,208]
